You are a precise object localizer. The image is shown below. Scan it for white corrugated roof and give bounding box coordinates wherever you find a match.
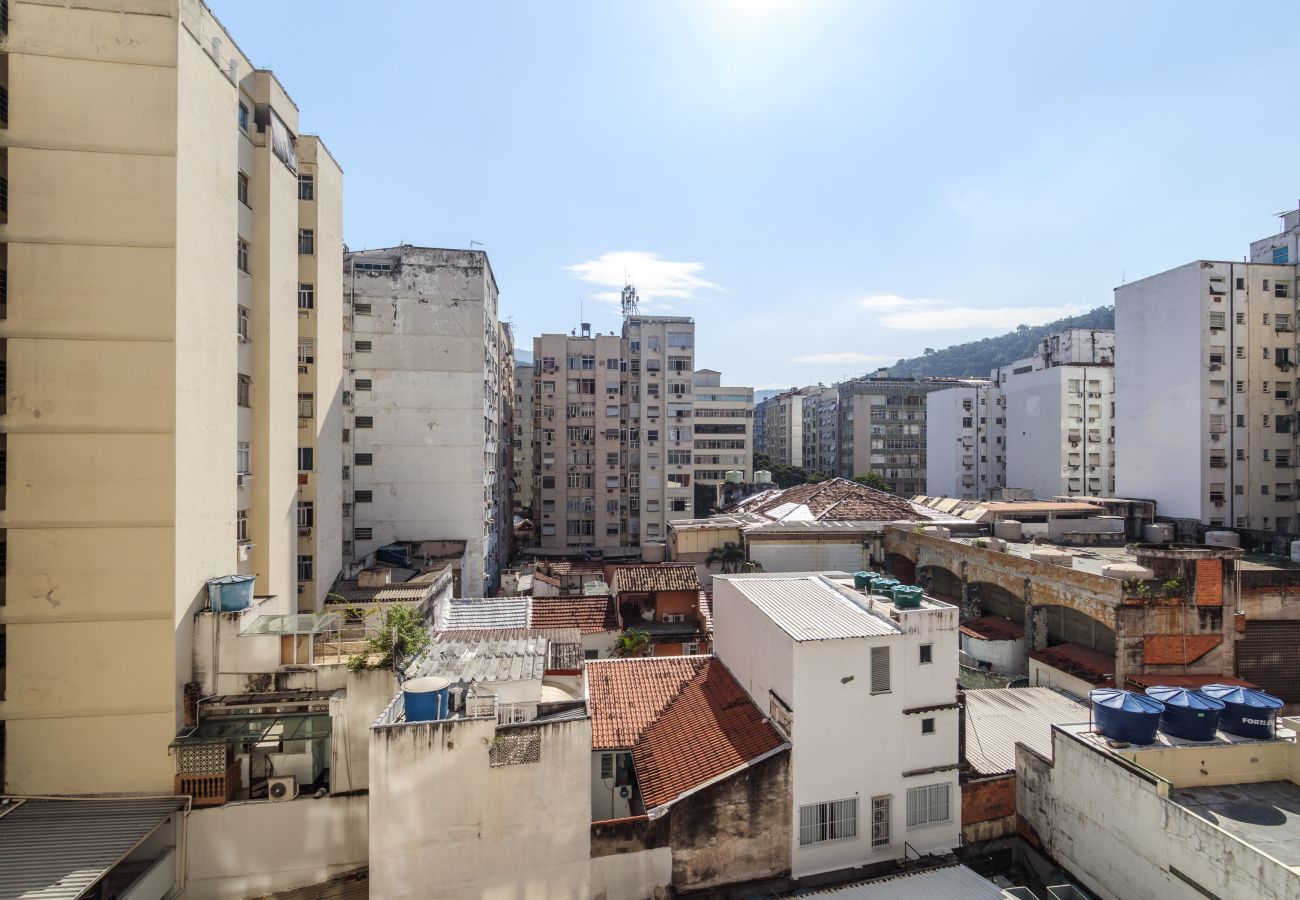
[796,864,1003,898]
[726,575,901,641]
[0,797,184,900]
[436,596,531,631]
[963,687,1089,776]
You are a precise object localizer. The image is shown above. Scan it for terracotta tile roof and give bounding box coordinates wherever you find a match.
[530,595,618,635]
[1029,643,1116,686]
[1125,673,1255,691]
[959,615,1024,642]
[738,478,920,522]
[537,561,606,577]
[1141,634,1223,665]
[587,656,708,749]
[633,658,786,810]
[611,564,702,594]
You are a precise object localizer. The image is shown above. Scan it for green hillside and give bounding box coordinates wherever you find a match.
[887,306,1115,378]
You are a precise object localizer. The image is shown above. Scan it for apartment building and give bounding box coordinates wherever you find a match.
[837,377,976,494]
[760,386,813,467]
[691,369,754,489]
[1118,256,1298,531]
[800,385,840,476]
[927,329,1115,500]
[1,0,342,794]
[343,246,509,596]
[532,316,697,552]
[513,360,535,519]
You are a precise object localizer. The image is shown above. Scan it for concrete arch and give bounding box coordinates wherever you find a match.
[1034,603,1117,654]
[885,553,917,586]
[919,564,963,604]
[969,580,1026,625]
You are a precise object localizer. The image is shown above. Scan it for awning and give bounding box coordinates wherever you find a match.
[170,713,331,747]
[0,796,184,900]
[240,612,341,635]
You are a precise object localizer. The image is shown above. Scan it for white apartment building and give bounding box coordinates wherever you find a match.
[513,360,535,518]
[928,330,1115,500]
[759,387,812,467]
[801,385,840,476]
[343,246,510,595]
[1117,257,1298,531]
[532,315,697,552]
[714,573,961,879]
[1,0,342,794]
[692,369,754,488]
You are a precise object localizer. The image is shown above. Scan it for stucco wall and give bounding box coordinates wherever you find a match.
[748,538,871,575]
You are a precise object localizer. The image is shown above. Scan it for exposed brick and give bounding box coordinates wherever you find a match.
[962,775,1016,826]
[1195,559,1224,607]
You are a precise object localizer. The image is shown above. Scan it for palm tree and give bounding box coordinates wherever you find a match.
[706,541,748,574]
[613,628,651,658]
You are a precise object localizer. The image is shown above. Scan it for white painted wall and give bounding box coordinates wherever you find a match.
[590,848,672,900]
[590,750,634,821]
[960,635,1026,674]
[748,539,872,575]
[926,386,989,499]
[1028,658,1097,697]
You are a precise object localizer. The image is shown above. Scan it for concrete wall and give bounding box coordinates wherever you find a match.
[369,717,592,899]
[960,634,1026,675]
[183,794,367,899]
[327,667,397,794]
[748,537,872,574]
[1018,728,1298,900]
[589,845,672,900]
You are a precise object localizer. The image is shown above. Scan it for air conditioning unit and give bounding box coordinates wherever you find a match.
[237,542,252,562]
[297,365,308,374]
[236,472,250,488]
[298,526,312,536]
[267,776,297,802]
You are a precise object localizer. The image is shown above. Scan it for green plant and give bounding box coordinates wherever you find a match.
[974,539,988,549]
[613,628,651,658]
[1160,578,1184,598]
[738,558,765,573]
[706,541,748,574]
[347,604,430,672]
[853,471,894,493]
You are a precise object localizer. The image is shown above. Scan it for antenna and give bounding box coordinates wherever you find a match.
[621,281,640,319]
[469,240,483,250]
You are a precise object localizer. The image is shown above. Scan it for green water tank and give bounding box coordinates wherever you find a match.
[870,576,899,596]
[892,585,924,608]
[853,571,878,589]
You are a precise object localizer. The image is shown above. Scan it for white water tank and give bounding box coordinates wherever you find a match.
[922,526,951,539]
[725,470,744,483]
[754,470,773,484]
[641,541,666,563]
[993,520,1023,541]
[1030,548,1074,568]
[1144,523,1175,543]
[1205,530,1241,549]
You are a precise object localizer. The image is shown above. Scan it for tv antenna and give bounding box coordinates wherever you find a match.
[621,281,640,319]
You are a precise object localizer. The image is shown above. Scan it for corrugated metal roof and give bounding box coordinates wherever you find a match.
[725,575,901,641]
[436,596,531,631]
[795,864,1003,898]
[963,687,1089,776]
[405,634,548,684]
[0,796,184,900]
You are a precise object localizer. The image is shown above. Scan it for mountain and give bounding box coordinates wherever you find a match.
[886,306,1115,379]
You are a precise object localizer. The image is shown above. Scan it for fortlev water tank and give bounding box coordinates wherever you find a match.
[1144,686,1225,742]
[869,576,899,597]
[853,571,878,590]
[403,676,452,723]
[1089,688,1164,744]
[892,585,924,608]
[1199,684,1284,739]
[1205,530,1242,549]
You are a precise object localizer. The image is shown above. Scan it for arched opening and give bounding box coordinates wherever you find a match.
[970,581,1025,625]
[920,565,962,604]
[886,553,916,585]
[1034,604,1116,654]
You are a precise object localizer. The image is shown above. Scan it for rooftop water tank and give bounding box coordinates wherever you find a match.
[1144,523,1175,543]
[1102,562,1156,581]
[922,525,951,539]
[1089,688,1164,744]
[641,541,666,563]
[403,676,452,723]
[725,470,745,484]
[993,520,1023,541]
[1205,530,1241,549]
[206,574,255,613]
[754,470,773,484]
[892,585,924,609]
[1030,548,1074,568]
[1290,539,1300,564]
[853,571,878,590]
[869,576,899,597]
[1144,686,1225,742]
[1199,684,1284,739]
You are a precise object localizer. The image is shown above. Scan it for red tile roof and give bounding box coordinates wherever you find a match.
[537,561,606,577]
[530,595,618,635]
[1029,643,1115,686]
[959,615,1024,641]
[633,658,786,810]
[1142,634,1223,665]
[587,656,709,749]
[737,477,921,522]
[611,564,702,594]
[1125,673,1255,691]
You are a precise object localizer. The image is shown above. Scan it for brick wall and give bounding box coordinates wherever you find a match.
[1195,559,1223,607]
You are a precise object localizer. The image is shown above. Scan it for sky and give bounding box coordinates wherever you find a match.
[214,0,1300,390]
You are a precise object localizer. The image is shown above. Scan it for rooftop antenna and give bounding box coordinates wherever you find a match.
[621,281,640,319]
[469,240,483,250]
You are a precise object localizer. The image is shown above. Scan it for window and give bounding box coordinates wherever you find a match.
[237,171,250,207]
[1235,346,1244,360]
[298,283,315,309]
[1236,414,1245,428]
[354,527,373,540]
[1277,281,1291,299]
[355,452,373,466]
[238,102,249,131]
[356,415,373,428]
[921,717,935,735]
[919,643,932,665]
[1236,311,1245,324]
[297,392,314,418]
[1208,310,1225,329]
[237,239,250,274]
[298,447,313,471]
[297,555,313,582]
[1264,313,1271,325]
[1236,277,1245,291]
[798,798,857,846]
[298,229,314,255]
[870,646,890,694]
[355,302,372,315]
[237,305,250,341]
[355,490,373,503]
[298,174,314,200]
[871,796,890,847]
[355,341,372,353]
[297,501,314,528]
[600,753,614,779]
[237,441,251,474]
[356,378,373,391]
[236,509,249,542]
[237,374,251,407]
[907,783,950,827]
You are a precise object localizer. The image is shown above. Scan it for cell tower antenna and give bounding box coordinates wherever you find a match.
[621,281,640,319]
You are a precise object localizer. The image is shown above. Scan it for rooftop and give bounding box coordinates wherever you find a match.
[405,633,550,685]
[1028,642,1116,687]
[733,478,923,523]
[718,573,934,642]
[792,863,1004,898]
[587,656,709,750]
[530,595,618,634]
[1175,782,1300,867]
[959,615,1024,642]
[611,564,702,594]
[962,687,1088,776]
[435,595,531,631]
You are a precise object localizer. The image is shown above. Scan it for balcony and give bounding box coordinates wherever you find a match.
[176,760,241,808]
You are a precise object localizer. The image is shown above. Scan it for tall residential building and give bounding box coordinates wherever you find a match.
[691,369,754,487]
[343,247,509,595]
[2,1,342,793]
[1118,238,1298,532]
[927,329,1115,500]
[532,315,697,552]
[512,360,535,519]
[800,385,840,476]
[760,386,813,467]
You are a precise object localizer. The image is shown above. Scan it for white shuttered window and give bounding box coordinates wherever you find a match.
[906,783,950,828]
[870,646,891,694]
[799,798,857,846]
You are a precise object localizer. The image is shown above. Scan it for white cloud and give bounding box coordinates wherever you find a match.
[567,251,721,309]
[858,294,1087,331]
[792,351,894,365]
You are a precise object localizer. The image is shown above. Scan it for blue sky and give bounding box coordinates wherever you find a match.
[215,0,1300,389]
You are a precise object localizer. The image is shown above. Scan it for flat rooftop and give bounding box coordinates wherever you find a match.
[1175,781,1300,867]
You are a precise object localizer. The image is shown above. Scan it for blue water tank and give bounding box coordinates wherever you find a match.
[853,571,878,590]
[206,574,255,612]
[1199,684,1284,739]
[403,676,452,723]
[1144,686,1225,741]
[1089,688,1165,744]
